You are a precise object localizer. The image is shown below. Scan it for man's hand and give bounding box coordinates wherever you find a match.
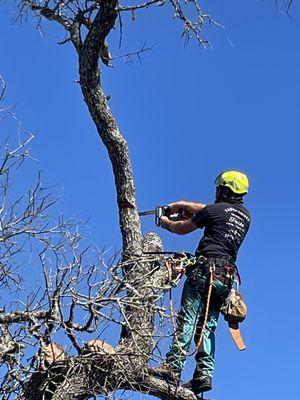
[168,201,188,213]
[160,216,171,230]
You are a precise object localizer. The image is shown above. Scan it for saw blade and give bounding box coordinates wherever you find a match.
[138,210,155,216]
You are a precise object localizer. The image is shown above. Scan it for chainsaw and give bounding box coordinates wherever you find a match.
[138,205,190,226]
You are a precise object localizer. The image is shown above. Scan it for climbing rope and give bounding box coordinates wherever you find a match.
[195,266,214,354]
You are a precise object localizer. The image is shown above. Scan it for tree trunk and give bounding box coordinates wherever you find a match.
[77,1,161,363]
[78,0,142,259]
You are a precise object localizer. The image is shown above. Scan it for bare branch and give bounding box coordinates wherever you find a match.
[0,310,48,324]
[118,0,164,12]
[275,0,294,12]
[112,41,155,65]
[0,75,7,102]
[19,1,72,30]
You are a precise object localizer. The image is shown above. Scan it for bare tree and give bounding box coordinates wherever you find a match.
[0,76,194,399]
[0,2,214,399]
[0,1,294,399]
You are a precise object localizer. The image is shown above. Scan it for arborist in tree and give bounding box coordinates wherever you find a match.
[154,171,251,394]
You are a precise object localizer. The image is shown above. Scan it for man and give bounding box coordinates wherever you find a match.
[156,170,251,394]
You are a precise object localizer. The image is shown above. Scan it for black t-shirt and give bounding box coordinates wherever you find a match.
[191,202,251,261]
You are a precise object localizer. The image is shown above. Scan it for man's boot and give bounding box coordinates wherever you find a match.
[182,375,212,394]
[148,363,181,384]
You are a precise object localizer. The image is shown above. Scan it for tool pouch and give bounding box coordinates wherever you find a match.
[220,288,247,324]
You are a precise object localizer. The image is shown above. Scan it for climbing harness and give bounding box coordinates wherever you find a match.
[145,251,246,353]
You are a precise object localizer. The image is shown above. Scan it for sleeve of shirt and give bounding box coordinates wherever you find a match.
[191,205,210,229]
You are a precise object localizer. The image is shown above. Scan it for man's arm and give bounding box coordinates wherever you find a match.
[168,201,206,216]
[160,216,198,235]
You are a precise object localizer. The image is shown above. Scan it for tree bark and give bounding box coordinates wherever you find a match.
[78,1,142,259]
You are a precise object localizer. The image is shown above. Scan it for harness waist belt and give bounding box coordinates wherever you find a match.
[197,256,236,284]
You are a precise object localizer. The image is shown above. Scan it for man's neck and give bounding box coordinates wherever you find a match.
[215,197,244,205]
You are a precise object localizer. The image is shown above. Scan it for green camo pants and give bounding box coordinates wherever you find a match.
[166,266,231,379]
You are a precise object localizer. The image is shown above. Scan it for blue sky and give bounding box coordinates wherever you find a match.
[1,1,300,399]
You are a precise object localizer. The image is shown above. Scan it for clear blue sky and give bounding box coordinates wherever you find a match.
[1,1,300,399]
